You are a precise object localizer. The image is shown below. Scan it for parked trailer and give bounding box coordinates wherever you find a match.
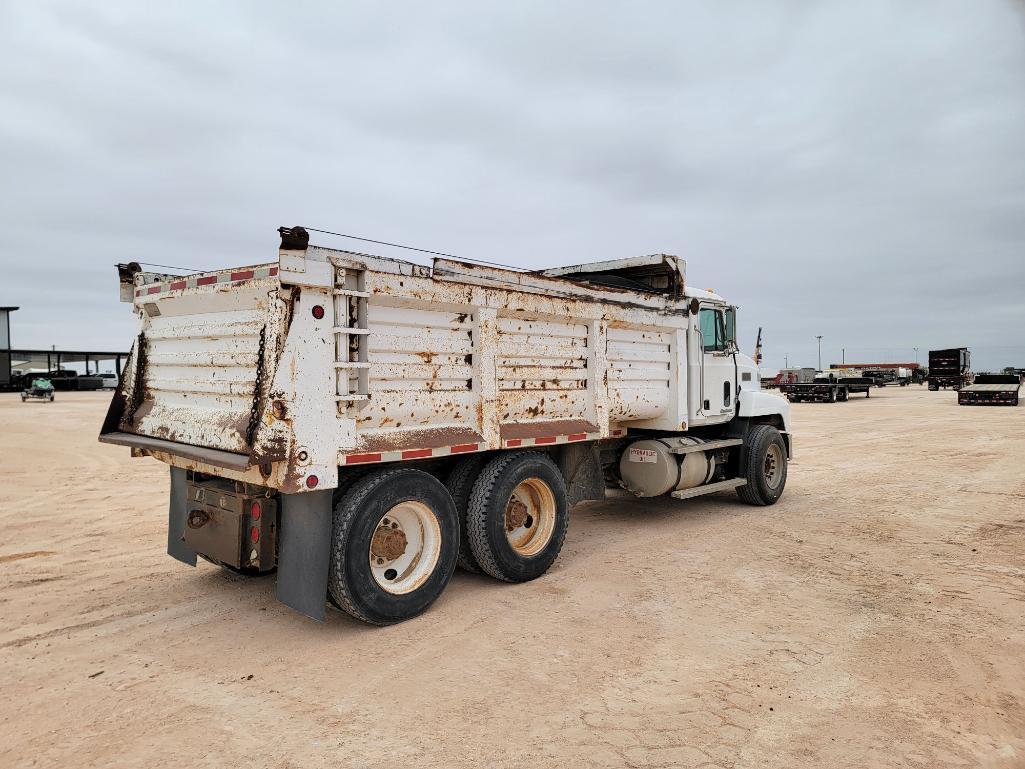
[957,374,1022,406]
[928,348,972,390]
[779,376,873,403]
[99,227,792,625]
[830,362,920,385]
[861,367,912,387]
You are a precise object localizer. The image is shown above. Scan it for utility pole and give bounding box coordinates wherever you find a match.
[816,335,823,371]
[914,347,919,365]
[784,354,788,368]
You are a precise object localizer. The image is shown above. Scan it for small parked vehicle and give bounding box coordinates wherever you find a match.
[22,378,55,402]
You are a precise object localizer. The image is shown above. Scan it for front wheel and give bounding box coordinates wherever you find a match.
[736,425,788,506]
[328,468,458,625]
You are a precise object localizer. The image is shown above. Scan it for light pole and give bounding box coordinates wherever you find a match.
[914,347,919,365]
[816,335,823,371]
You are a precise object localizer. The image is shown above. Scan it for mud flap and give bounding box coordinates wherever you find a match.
[167,466,197,566]
[276,489,334,621]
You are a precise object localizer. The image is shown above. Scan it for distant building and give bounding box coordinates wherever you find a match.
[0,307,17,388]
[830,362,920,370]
[0,306,128,391]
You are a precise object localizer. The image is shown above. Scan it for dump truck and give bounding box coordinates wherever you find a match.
[100,227,792,625]
[928,348,972,390]
[957,373,1022,406]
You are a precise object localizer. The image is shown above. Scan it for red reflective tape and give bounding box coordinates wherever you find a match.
[567,433,588,442]
[505,439,522,447]
[230,270,254,281]
[269,267,278,276]
[169,280,186,290]
[534,436,557,445]
[135,289,143,297]
[196,275,218,286]
[345,453,382,464]
[147,285,161,294]
[450,443,478,454]
[401,448,433,460]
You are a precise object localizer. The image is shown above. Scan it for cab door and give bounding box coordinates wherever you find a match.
[698,305,737,423]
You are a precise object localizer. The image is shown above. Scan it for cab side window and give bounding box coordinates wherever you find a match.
[699,308,726,352]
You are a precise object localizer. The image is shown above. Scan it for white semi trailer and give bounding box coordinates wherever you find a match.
[100,227,792,624]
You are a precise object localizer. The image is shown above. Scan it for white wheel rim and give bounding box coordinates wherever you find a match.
[368,501,441,595]
[763,443,784,490]
[504,478,556,557]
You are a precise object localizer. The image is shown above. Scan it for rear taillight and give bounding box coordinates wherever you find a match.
[251,501,261,521]
[250,526,260,543]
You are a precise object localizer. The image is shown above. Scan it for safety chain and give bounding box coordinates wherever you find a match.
[125,331,147,424]
[246,325,268,447]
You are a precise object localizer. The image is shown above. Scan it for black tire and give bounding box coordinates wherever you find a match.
[839,388,849,402]
[332,467,376,506]
[736,425,788,506]
[467,451,569,583]
[445,455,487,572]
[328,468,458,625]
[828,388,837,403]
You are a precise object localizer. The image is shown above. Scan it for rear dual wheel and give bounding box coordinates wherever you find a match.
[328,468,458,625]
[327,453,570,624]
[445,455,488,572]
[466,452,569,583]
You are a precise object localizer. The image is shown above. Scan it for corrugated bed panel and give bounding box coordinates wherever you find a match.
[496,318,588,391]
[133,288,271,453]
[355,303,477,431]
[607,326,671,420]
[363,305,474,393]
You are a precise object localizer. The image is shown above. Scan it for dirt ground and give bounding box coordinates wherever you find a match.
[1,387,1023,769]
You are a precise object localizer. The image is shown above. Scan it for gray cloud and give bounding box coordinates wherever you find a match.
[2,0,1023,371]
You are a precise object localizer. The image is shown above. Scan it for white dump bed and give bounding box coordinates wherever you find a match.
[102,233,702,493]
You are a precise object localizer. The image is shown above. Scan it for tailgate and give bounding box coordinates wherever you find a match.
[114,266,291,456]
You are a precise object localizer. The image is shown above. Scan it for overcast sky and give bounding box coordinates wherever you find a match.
[2,1,1023,372]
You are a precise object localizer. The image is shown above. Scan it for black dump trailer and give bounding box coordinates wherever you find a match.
[928,348,971,391]
[779,376,873,403]
[957,373,1022,406]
